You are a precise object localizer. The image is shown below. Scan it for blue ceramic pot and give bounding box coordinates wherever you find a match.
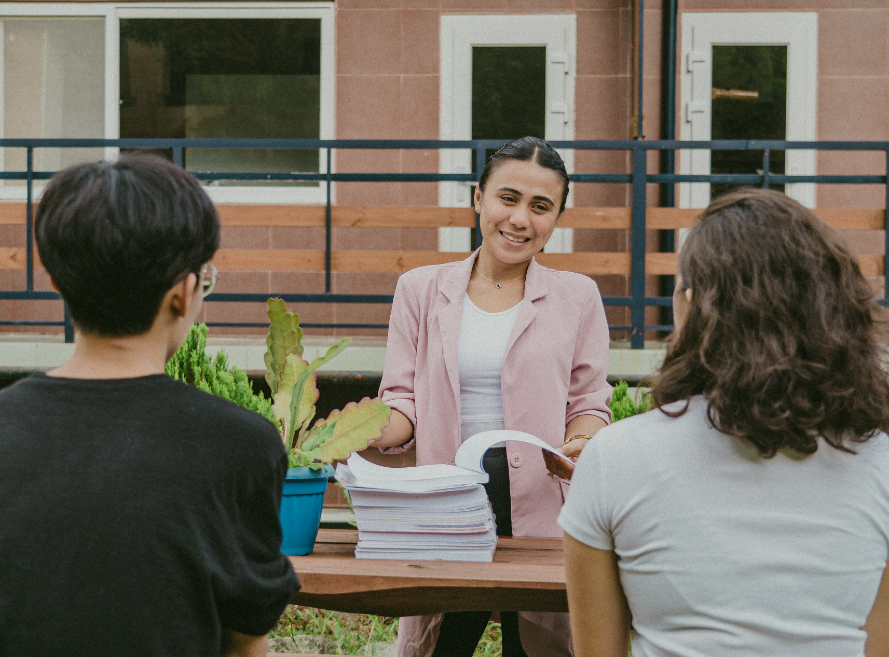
[279,464,334,556]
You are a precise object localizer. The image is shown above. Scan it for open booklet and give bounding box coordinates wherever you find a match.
[336,429,573,493]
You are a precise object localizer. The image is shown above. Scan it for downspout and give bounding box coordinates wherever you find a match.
[659,0,678,323]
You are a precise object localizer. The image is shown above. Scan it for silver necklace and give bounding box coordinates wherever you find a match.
[474,265,526,289]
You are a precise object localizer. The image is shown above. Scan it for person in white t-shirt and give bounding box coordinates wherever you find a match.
[559,187,889,657]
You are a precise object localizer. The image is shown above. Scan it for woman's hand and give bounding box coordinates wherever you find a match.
[542,438,588,480]
[366,408,414,450]
[543,416,607,480]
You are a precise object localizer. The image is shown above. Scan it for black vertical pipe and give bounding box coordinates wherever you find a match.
[660,0,677,208]
[25,147,33,292]
[636,0,645,140]
[659,0,678,328]
[325,148,332,294]
[884,150,889,301]
[631,145,648,349]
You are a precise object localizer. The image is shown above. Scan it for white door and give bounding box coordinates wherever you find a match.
[439,14,575,252]
[680,12,817,209]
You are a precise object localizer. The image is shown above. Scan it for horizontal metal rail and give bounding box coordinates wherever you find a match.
[1,138,887,348]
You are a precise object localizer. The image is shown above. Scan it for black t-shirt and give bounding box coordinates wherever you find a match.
[0,374,300,656]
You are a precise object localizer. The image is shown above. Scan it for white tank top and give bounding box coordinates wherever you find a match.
[457,294,521,442]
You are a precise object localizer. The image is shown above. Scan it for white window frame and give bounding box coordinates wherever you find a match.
[680,12,818,209]
[0,2,334,205]
[439,14,575,253]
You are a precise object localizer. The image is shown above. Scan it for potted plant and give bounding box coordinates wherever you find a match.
[263,298,391,554]
[166,299,391,555]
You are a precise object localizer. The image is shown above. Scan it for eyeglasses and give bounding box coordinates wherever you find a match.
[172,262,218,298]
[197,262,217,297]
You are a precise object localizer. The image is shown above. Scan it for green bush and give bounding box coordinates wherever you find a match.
[609,380,652,422]
[166,323,275,424]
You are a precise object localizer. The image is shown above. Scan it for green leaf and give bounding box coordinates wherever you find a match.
[264,298,304,396]
[271,353,320,452]
[312,398,392,464]
[288,338,351,448]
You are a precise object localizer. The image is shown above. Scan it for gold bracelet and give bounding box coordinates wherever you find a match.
[564,434,592,445]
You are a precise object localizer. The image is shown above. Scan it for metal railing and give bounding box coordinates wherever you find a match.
[1,138,888,349]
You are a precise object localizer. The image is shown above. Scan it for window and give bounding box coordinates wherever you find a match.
[0,3,334,203]
[120,18,321,186]
[439,14,575,253]
[1,18,105,185]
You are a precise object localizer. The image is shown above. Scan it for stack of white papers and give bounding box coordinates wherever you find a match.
[335,430,572,562]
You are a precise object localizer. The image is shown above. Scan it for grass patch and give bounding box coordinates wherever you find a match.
[273,606,505,656]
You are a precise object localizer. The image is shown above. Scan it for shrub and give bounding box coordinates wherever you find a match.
[166,323,274,423]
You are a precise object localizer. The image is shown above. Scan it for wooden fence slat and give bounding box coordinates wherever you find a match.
[646,252,679,275]
[0,203,885,231]
[647,208,701,230]
[0,247,883,281]
[816,209,885,231]
[558,208,631,229]
[858,254,885,277]
[535,252,631,275]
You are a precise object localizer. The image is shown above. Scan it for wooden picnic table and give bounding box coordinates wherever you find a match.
[288,528,567,617]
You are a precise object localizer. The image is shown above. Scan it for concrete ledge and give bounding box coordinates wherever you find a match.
[0,334,666,381]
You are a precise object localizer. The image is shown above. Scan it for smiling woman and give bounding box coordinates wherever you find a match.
[371,137,613,657]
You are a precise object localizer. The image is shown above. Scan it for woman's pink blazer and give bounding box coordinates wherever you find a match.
[379,249,612,539]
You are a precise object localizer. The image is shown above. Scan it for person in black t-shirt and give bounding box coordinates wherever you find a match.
[0,155,300,657]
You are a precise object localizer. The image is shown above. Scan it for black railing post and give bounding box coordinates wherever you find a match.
[172,147,183,167]
[325,147,332,294]
[63,303,74,343]
[475,144,486,247]
[630,144,648,349]
[26,146,33,291]
[762,149,771,189]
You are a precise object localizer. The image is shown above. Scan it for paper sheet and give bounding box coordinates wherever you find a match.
[454,429,575,472]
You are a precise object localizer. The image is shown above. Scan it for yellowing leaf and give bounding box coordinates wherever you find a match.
[271,353,319,451]
[264,298,304,395]
[313,398,392,463]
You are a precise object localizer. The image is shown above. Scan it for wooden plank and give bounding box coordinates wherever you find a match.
[859,255,884,277]
[215,249,466,273]
[1,201,885,231]
[333,206,475,228]
[217,205,477,228]
[647,207,700,230]
[289,529,567,617]
[0,247,882,280]
[558,207,630,229]
[646,252,679,275]
[816,209,884,231]
[535,252,631,275]
[217,205,325,227]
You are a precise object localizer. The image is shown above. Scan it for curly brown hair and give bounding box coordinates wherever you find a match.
[652,188,889,456]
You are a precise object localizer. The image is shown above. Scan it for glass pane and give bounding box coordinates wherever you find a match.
[472,46,546,167]
[120,19,321,186]
[470,46,546,227]
[3,19,105,182]
[711,45,787,197]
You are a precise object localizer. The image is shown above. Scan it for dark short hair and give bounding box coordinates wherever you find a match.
[653,188,889,457]
[477,136,570,213]
[36,154,220,336]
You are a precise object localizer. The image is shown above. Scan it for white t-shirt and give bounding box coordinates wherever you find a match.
[457,294,521,442]
[559,396,889,657]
